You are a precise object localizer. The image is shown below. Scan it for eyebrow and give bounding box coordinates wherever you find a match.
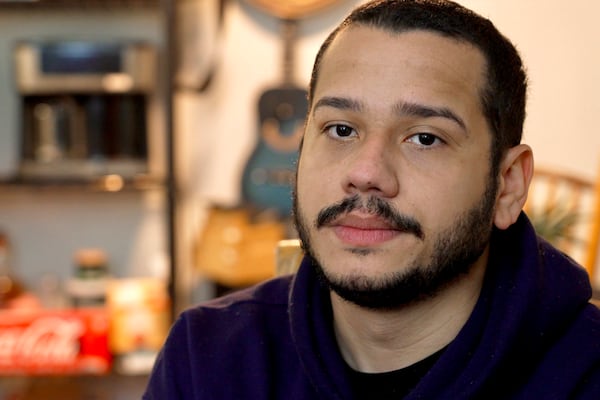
[395,102,466,131]
[313,96,467,132]
[314,96,363,113]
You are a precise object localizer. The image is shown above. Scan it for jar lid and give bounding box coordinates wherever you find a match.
[74,248,107,267]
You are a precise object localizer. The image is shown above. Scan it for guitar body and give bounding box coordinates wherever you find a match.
[242,85,307,217]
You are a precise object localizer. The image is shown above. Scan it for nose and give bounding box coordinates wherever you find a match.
[342,136,399,197]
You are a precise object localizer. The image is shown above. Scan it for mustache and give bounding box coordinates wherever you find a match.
[315,195,424,240]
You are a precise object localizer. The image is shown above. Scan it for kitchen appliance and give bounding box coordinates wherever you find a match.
[14,40,157,180]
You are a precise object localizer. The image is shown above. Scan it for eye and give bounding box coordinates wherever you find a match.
[324,124,357,139]
[406,133,444,147]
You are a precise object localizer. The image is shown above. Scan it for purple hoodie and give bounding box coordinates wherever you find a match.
[144,213,600,399]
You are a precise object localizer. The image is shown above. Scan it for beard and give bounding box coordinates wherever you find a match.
[292,174,498,310]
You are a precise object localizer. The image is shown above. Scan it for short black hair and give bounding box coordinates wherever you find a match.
[307,0,528,172]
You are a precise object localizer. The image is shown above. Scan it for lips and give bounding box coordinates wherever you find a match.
[328,214,401,246]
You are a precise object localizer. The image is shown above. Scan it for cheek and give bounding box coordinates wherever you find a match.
[295,159,319,215]
[296,155,338,216]
[410,165,489,234]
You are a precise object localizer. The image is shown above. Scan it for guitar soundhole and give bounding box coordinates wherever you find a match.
[275,102,294,120]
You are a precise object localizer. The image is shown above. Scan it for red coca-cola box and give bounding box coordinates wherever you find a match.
[0,308,111,375]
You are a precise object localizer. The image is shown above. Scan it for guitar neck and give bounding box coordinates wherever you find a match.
[281,18,299,86]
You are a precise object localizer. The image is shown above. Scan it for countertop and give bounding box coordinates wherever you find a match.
[0,373,148,400]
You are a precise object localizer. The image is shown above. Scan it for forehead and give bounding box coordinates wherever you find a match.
[313,26,487,116]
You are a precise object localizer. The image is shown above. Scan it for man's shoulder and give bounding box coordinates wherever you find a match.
[521,303,600,398]
[144,275,305,399]
[178,275,295,331]
[573,302,600,339]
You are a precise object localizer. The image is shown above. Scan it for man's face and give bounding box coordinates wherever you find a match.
[294,27,499,309]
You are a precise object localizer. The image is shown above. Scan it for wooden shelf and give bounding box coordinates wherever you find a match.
[0,373,148,400]
[0,174,165,193]
[0,0,159,8]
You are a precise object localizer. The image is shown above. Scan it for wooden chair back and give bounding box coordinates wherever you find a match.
[525,167,600,287]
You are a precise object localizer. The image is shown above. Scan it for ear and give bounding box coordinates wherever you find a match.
[493,144,534,230]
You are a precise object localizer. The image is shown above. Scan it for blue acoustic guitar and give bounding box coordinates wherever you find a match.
[241,19,307,218]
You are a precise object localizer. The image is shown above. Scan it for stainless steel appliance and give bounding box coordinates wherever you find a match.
[14,40,156,180]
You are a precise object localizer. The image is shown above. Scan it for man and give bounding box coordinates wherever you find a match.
[144,1,600,398]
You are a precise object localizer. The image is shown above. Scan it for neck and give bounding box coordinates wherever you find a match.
[331,249,488,373]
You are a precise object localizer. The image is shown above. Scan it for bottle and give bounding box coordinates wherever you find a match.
[66,248,110,308]
[0,232,25,307]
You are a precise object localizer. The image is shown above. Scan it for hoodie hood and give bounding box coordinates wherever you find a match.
[414,212,594,398]
[290,212,597,399]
